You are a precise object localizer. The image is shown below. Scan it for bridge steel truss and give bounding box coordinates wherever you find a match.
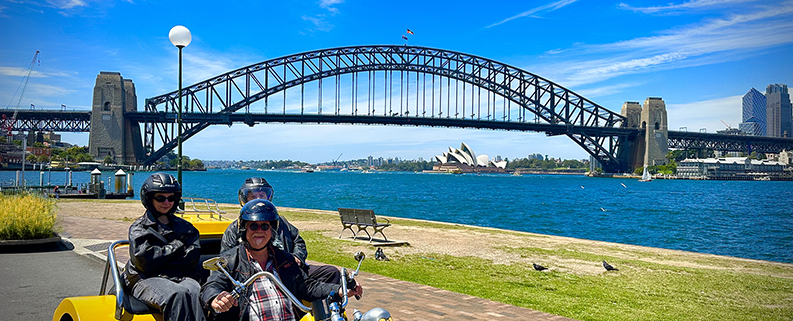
[0,110,91,133]
[138,45,630,169]
[668,131,793,154]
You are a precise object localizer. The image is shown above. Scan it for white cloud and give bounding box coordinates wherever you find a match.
[666,95,742,132]
[618,0,757,14]
[48,0,86,9]
[486,0,579,28]
[575,82,643,98]
[302,15,334,32]
[0,67,70,78]
[319,0,343,14]
[537,3,793,87]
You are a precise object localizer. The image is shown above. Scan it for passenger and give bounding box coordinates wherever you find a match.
[123,172,205,321]
[220,177,341,284]
[202,199,362,320]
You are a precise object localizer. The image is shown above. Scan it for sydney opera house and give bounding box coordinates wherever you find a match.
[432,142,508,173]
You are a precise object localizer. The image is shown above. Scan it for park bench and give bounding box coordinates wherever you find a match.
[337,208,391,242]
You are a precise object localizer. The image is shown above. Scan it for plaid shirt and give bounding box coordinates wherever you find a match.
[245,257,295,321]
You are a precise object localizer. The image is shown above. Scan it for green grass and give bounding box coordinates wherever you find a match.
[60,201,793,320]
[296,228,793,321]
[0,193,59,240]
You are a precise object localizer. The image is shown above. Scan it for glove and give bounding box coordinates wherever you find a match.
[345,276,358,291]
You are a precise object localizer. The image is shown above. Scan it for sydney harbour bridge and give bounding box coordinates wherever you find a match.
[3,45,793,173]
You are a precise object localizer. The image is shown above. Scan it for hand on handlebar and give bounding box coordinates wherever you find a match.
[211,291,238,313]
[344,284,363,299]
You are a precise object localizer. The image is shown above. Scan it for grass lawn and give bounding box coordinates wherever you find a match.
[281,209,793,321]
[54,200,793,320]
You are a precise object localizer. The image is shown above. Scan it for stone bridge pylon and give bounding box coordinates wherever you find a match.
[88,72,144,164]
[621,97,669,170]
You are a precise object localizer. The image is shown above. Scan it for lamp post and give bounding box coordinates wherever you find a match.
[169,25,191,187]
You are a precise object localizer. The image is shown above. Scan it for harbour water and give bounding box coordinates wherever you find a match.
[3,169,792,263]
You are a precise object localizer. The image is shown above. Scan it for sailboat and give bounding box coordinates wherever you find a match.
[639,167,652,182]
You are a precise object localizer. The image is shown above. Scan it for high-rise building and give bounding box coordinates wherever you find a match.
[766,84,792,137]
[738,88,766,136]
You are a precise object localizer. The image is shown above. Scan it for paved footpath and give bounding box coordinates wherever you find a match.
[59,215,576,321]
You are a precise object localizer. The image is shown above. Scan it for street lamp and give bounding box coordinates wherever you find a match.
[169,25,191,187]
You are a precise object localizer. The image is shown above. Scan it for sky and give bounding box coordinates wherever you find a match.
[1,0,792,163]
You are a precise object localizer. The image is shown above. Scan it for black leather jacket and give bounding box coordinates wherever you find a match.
[220,216,307,263]
[123,211,202,288]
[200,244,338,321]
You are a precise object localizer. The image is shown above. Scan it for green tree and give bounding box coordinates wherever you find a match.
[188,159,205,170]
[103,155,114,165]
[749,151,767,160]
[667,150,693,162]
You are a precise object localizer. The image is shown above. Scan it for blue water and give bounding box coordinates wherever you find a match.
[3,169,792,263]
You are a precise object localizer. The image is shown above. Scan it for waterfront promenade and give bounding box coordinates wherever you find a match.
[54,200,793,320]
[56,201,575,321]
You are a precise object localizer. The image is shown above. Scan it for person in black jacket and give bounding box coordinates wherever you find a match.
[202,199,361,321]
[220,177,341,284]
[124,172,204,321]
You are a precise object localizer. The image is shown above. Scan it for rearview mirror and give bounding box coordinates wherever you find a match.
[354,251,365,262]
[203,257,228,271]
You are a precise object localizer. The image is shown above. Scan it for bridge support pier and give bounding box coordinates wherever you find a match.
[642,97,669,167]
[621,98,669,172]
[88,72,144,165]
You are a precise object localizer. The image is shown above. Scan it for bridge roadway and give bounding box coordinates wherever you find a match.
[5,109,793,155]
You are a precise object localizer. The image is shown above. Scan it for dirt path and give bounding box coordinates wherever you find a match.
[55,200,793,278]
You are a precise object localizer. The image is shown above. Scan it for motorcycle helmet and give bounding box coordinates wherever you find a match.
[140,172,181,216]
[238,199,280,250]
[238,177,274,206]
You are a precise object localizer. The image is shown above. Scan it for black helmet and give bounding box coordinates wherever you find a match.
[238,177,274,206]
[140,172,181,215]
[238,199,280,249]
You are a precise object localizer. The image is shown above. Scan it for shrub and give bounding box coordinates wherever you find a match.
[0,193,58,240]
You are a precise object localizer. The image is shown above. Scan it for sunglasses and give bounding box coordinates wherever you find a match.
[247,222,271,232]
[153,195,177,203]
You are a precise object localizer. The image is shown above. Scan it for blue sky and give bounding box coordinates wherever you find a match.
[1,0,792,163]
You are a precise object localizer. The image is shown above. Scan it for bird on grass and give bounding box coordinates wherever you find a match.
[533,263,548,271]
[602,260,618,271]
[375,247,390,261]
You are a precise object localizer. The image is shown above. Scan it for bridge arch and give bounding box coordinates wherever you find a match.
[137,45,632,171]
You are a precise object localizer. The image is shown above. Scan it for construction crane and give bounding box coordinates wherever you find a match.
[6,51,40,110]
[332,153,343,165]
[3,51,40,138]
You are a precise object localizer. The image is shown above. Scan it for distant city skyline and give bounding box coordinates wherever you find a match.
[2,0,792,163]
[765,84,792,138]
[739,87,767,136]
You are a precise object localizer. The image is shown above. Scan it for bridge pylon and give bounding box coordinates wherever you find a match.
[88,72,144,165]
[621,101,645,171]
[641,97,669,167]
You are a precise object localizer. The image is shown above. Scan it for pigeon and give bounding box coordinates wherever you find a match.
[375,247,389,261]
[602,260,618,271]
[533,263,548,271]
